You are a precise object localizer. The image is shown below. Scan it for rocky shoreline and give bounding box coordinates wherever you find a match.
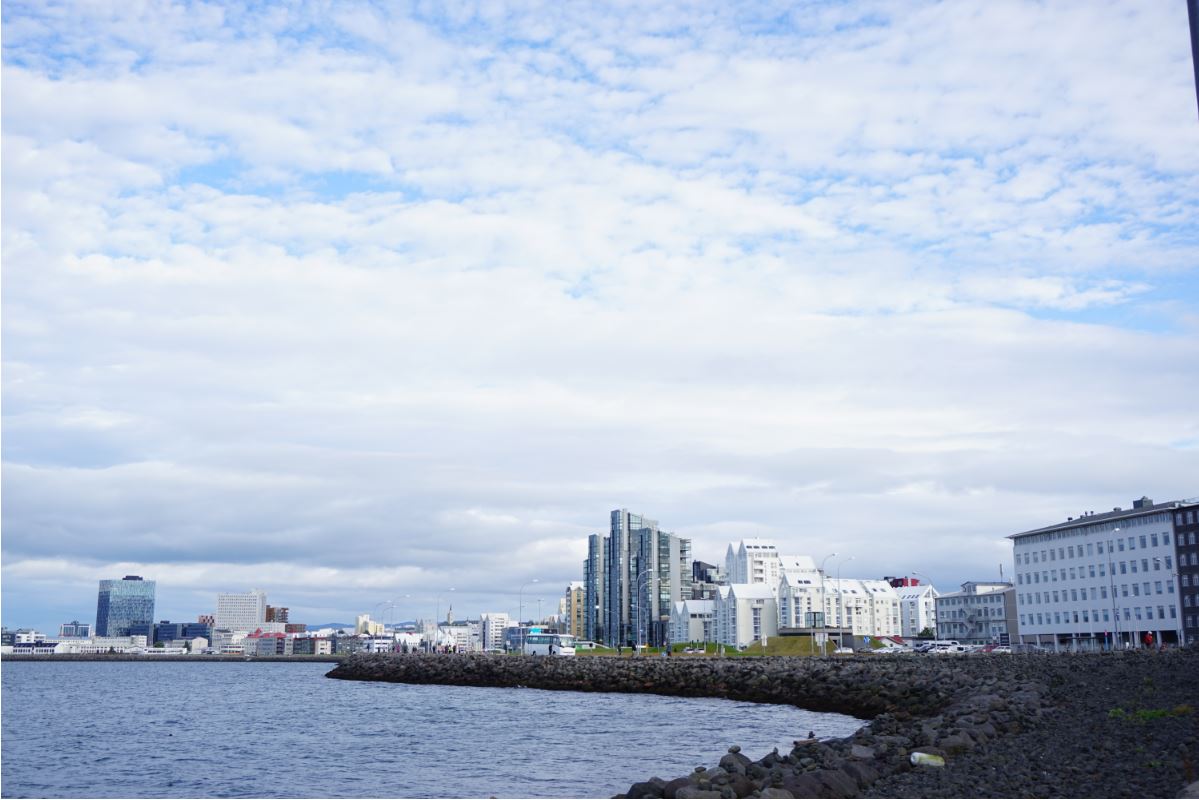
[327,649,1199,798]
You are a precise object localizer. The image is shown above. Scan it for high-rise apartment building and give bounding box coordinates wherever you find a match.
[599,509,691,647]
[724,539,781,587]
[215,590,267,633]
[1011,496,1195,650]
[563,582,584,638]
[583,534,605,642]
[95,576,156,637]
[1176,505,1199,646]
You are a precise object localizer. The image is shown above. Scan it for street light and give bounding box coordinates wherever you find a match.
[1109,527,1121,651]
[519,579,539,654]
[836,555,855,652]
[819,553,838,654]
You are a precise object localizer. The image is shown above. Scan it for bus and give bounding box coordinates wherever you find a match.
[522,633,576,656]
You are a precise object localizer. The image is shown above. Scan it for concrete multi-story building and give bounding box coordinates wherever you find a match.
[714,584,778,648]
[887,577,940,638]
[599,510,692,647]
[480,612,510,651]
[1175,504,1199,646]
[1011,496,1195,650]
[690,560,723,600]
[724,539,781,588]
[936,582,1016,645]
[824,578,902,639]
[215,590,267,633]
[96,575,156,637]
[58,621,92,638]
[670,599,715,646]
[563,581,584,638]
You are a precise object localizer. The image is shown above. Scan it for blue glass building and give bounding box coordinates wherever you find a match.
[95,576,156,637]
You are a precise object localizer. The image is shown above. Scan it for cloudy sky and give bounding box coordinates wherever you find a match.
[3,1,1198,634]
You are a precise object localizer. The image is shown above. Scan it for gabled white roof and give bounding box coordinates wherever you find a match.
[727,582,776,600]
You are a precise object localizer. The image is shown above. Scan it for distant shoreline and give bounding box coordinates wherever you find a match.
[1,653,345,663]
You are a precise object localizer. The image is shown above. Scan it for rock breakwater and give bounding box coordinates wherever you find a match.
[327,649,1199,798]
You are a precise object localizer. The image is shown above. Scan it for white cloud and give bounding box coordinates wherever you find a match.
[2,0,1197,632]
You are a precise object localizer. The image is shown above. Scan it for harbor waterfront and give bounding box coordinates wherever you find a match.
[0,659,862,799]
[328,650,1199,799]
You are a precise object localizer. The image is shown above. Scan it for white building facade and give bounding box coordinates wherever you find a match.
[215,590,267,633]
[714,584,778,648]
[935,582,1016,645]
[724,539,781,588]
[669,599,715,646]
[895,583,940,638]
[1011,497,1191,650]
[480,613,510,651]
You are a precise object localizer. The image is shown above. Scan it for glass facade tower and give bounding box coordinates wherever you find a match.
[95,575,156,637]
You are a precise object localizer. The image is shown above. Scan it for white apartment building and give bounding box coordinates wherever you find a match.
[936,582,1016,645]
[777,559,823,628]
[714,584,778,649]
[826,579,902,638]
[895,583,940,638]
[480,613,510,650]
[724,539,781,588]
[1011,497,1192,650]
[669,599,715,645]
[356,614,386,636]
[215,590,267,633]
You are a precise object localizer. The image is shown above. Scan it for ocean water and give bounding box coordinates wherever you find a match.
[1,661,864,798]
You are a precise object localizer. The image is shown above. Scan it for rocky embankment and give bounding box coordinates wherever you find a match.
[327,649,1199,798]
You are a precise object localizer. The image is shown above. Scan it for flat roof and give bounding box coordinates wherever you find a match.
[1008,498,1197,540]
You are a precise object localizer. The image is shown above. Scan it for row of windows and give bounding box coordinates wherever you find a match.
[1018,532,1173,566]
[1022,605,1177,626]
[1176,511,1198,526]
[1019,580,1173,608]
[1019,555,1175,586]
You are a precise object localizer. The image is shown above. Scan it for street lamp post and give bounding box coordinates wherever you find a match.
[1109,527,1121,651]
[836,556,855,652]
[819,553,838,654]
[519,579,539,654]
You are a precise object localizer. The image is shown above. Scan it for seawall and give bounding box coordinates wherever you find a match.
[327,649,1199,798]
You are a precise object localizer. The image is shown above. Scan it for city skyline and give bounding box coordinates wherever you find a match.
[4,2,1198,636]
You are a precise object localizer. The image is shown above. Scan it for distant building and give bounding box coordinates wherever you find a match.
[1177,505,1199,646]
[885,578,939,638]
[480,612,510,651]
[197,614,215,626]
[59,621,92,638]
[583,534,605,642]
[265,606,289,623]
[690,560,723,600]
[670,599,715,645]
[724,539,781,588]
[356,614,385,636]
[936,582,1015,645]
[96,576,156,637]
[1012,496,1195,650]
[215,590,267,633]
[563,582,584,638]
[601,509,692,647]
[714,584,777,648]
[150,620,212,644]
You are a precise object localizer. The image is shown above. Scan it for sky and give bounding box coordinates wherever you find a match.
[3,0,1198,635]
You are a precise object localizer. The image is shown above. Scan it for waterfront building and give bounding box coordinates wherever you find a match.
[601,510,692,647]
[724,539,781,588]
[669,599,715,645]
[95,576,156,637]
[886,578,940,638]
[58,621,92,638]
[583,534,605,643]
[563,582,584,638]
[150,620,212,644]
[824,578,902,639]
[215,590,267,633]
[1176,504,1199,646]
[356,614,385,636]
[777,559,822,629]
[265,606,289,623]
[242,631,289,656]
[936,582,1016,645]
[480,612,510,651]
[714,583,778,648]
[1011,496,1196,650]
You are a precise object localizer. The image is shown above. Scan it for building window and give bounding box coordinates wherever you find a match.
[1166,556,1173,569]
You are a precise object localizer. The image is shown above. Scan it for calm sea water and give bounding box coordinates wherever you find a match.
[1,661,863,798]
